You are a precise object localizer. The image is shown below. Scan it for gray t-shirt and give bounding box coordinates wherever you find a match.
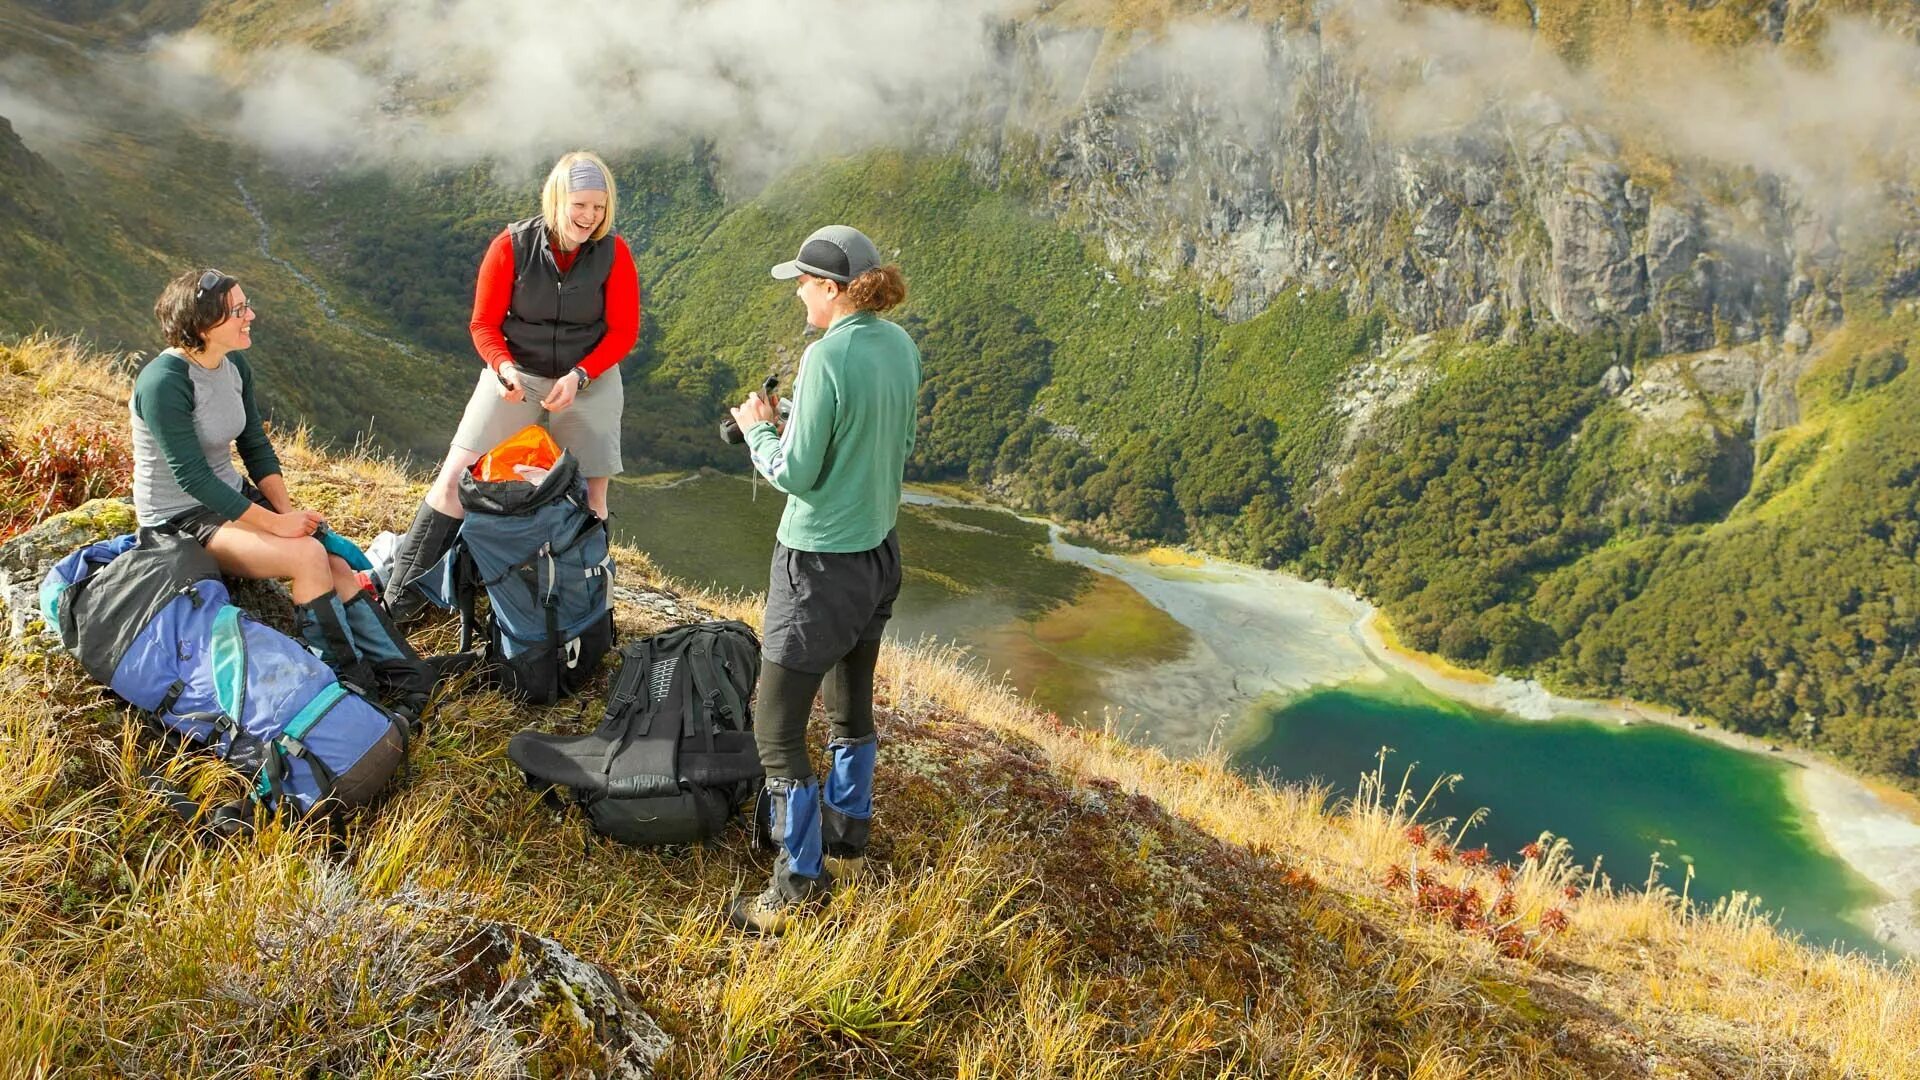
[130,349,278,526]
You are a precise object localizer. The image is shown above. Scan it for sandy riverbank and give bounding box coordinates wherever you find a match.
[1344,609,1920,955]
[901,490,1920,955]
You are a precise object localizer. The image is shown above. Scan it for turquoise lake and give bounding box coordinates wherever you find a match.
[607,473,1893,958]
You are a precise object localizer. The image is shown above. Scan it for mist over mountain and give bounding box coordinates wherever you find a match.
[1,0,1917,790]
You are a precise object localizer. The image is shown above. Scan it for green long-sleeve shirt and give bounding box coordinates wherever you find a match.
[130,349,281,525]
[745,311,921,552]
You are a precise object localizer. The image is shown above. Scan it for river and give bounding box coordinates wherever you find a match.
[607,472,1917,959]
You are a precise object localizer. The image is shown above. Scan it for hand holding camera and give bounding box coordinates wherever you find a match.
[721,373,789,444]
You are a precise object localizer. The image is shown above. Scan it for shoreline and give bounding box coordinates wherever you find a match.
[1349,594,1920,958]
[914,485,1920,954]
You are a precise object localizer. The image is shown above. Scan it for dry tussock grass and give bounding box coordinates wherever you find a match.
[0,344,1914,1077]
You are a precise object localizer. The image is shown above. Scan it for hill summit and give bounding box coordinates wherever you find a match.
[0,337,1914,1075]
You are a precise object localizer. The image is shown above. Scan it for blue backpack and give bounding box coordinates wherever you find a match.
[418,451,614,704]
[40,529,409,816]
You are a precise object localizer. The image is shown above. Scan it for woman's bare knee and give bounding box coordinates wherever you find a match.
[427,445,481,515]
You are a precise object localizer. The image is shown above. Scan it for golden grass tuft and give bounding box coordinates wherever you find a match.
[1,342,1917,1076]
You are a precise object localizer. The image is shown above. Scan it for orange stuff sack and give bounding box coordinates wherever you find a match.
[472,424,561,484]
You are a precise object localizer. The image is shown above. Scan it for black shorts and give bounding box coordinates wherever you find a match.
[158,483,272,547]
[760,530,901,675]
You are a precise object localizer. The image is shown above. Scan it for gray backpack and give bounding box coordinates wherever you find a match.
[418,452,614,704]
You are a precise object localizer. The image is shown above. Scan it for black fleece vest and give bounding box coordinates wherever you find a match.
[499,216,616,378]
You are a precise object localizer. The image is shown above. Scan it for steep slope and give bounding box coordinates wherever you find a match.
[1,336,1916,1077]
[0,0,475,456]
[2,1,1916,785]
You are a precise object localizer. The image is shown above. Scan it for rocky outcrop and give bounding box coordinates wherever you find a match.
[1619,341,1819,442]
[970,19,1901,358]
[440,910,672,1078]
[0,497,137,643]
[0,498,301,647]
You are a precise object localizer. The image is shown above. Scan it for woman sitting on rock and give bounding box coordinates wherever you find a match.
[132,269,429,719]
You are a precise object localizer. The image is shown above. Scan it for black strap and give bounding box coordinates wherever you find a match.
[276,734,338,806]
[454,545,479,654]
[595,647,684,798]
[604,641,651,723]
[154,679,187,721]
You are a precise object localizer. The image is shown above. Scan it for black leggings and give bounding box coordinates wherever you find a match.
[754,637,881,781]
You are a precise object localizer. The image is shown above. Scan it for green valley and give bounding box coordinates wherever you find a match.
[1,0,1916,795]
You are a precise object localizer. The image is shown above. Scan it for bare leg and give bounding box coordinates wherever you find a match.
[586,476,610,519]
[203,527,334,604]
[425,444,485,518]
[327,554,361,601]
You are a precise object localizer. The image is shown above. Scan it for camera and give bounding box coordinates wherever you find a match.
[720,373,788,444]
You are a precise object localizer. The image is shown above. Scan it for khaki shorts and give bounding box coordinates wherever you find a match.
[451,367,624,477]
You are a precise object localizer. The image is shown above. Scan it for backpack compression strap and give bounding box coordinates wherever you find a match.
[595,640,685,801]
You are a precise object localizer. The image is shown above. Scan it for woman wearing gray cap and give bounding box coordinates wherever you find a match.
[382,150,641,617]
[725,225,921,934]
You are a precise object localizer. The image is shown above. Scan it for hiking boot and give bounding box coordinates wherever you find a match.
[727,882,814,935]
[823,853,868,884]
[728,777,828,936]
[822,734,876,883]
[384,501,461,622]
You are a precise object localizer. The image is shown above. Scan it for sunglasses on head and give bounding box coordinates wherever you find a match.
[197,269,233,297]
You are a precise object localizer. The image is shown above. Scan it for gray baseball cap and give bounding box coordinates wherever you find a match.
[770,224,881,284]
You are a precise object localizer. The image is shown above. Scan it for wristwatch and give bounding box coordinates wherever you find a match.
[572,365,592,392]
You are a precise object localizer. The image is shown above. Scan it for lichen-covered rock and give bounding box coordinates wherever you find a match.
[117,868,671,1077]
[0,497,299,644]
[446,917,673,1079]
[0,497,136,644]
[611,584,717,625]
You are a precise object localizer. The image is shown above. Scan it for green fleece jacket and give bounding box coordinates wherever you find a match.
[745,311,921,552]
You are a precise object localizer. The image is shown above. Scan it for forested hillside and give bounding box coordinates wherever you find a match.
[2,0,1917,791]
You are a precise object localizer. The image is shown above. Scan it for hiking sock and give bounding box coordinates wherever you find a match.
[383,501,461,621]
[822,734,876,880]
[295,594,376,695]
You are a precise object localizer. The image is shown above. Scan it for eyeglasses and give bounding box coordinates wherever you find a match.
[226,301,254,318]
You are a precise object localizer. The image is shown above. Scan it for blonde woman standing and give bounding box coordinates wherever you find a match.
[385,151,641,615]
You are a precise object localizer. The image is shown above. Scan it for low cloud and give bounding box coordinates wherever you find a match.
[1327,0,1920,215]
[5,0,1915,223]
[142,0,1018,181]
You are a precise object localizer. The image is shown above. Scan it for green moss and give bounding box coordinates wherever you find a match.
[54,497,136,536]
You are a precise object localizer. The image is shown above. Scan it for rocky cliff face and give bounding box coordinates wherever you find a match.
[970,16,1919,361]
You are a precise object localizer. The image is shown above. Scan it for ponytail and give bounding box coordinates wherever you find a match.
[844,264,907,312]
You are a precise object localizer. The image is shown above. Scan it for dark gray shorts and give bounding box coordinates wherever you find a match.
[761,530,901,675]
[158,482,271,546]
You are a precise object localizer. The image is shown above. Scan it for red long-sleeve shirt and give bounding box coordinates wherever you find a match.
[468,230,641,380]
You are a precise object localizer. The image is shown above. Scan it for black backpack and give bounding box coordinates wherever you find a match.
[507,621,765,846]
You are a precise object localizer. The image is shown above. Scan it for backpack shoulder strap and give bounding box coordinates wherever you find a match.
[599,643,687,800]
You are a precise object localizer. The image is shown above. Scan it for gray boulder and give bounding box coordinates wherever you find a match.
[1600,364,1633,397]
[0,497,137,644]
[0,497,302,647]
